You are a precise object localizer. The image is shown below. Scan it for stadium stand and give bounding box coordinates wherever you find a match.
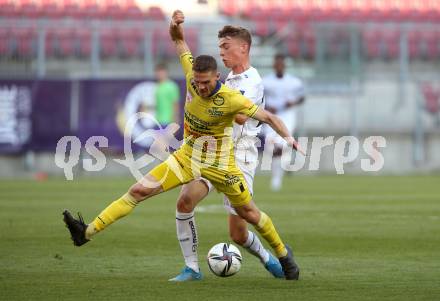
[0,0,438,61]
[220,0,440,60]
[0,1,201,60]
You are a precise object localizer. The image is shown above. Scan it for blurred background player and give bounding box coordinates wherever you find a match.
[263,54,305,192]
[168,11,287,282]
[154,62,180,126]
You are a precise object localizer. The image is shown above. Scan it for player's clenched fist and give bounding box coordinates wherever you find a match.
[172,10,184,25]
[169,10,185,42]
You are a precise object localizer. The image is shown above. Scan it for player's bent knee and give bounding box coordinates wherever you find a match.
[128,181,161,202]
[229,230,247,246]
[176,194,194,213]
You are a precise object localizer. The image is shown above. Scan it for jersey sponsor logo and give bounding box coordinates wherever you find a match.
[184,111,212,131]
[213,95,225,106]
[207,107,224,117]
[224,174,240,186]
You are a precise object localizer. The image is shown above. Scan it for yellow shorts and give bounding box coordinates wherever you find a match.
[148,149,252,207]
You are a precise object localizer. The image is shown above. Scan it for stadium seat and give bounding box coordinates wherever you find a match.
[62,0,83,19]
[0,1,18,17]
[103,3,124,20]
[119,28,143,57]
[19,2,40,18]
[0,27,10,55]
[147,6,165,20]
[75,29,91,57]
[422,83,440,114]
[11,27,35,57]
[57,28,75,57]
[40,0,63,19]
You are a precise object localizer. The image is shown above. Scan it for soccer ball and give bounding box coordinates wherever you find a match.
[207,243,242,277]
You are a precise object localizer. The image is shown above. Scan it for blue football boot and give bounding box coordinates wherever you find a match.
[264,252,285,278]
[169,266,203,282]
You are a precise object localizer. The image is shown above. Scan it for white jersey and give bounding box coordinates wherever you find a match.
[225,66,264,163]
[263,73,305,140]
[263,73,304,112]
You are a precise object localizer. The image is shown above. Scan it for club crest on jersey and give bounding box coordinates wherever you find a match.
[207,107,224,117]
[213,95,225,106]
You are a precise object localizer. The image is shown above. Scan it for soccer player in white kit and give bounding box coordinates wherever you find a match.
[169,13,289,281]
[263,54,305,191]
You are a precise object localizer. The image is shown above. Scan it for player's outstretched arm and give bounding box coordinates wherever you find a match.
[169,10,191,56]
[252,107,306,156]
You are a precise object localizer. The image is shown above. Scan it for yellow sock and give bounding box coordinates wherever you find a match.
[86,193,138,239]
[254,211,287,258]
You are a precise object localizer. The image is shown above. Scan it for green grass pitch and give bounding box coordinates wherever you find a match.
[1,175,439,300]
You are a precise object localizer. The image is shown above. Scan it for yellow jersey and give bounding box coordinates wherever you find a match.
[179,51,259,168]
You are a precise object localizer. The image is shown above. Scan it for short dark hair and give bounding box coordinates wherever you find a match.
[274,53,286,61]
[193,55,217,73]
[218,25,252,48]
[155,62,167,71]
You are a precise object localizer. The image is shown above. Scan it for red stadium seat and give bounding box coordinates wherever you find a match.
[147,6,165,20]
[62,1,83,19]
[0,1,18,17]
[57,28,75,57]
[12,27,35,57]
[119,28,143,57]
[75,29,91,57]
[103,3,124,20]
[40,0,63,19]
[20,2,40,18]
[0,27,10,55]
[384,29,400,59]
[287,39,301,58]
[219,0,237,16]
[100,28,118,57]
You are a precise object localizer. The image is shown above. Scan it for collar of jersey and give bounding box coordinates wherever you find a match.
[227,67,251,81]
[207,80,222,98]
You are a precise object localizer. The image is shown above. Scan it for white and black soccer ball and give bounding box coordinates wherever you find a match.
[207,243,242,277]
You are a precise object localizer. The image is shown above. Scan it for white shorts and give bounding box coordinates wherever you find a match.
[198,159,257,215]
[264,109,296,143]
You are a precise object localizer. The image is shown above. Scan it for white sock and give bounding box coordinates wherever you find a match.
[242,231,270,264]
[271,156,284,191]
[176,210,199,272]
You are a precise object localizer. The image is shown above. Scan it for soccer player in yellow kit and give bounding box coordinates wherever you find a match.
[63,12,302,281]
